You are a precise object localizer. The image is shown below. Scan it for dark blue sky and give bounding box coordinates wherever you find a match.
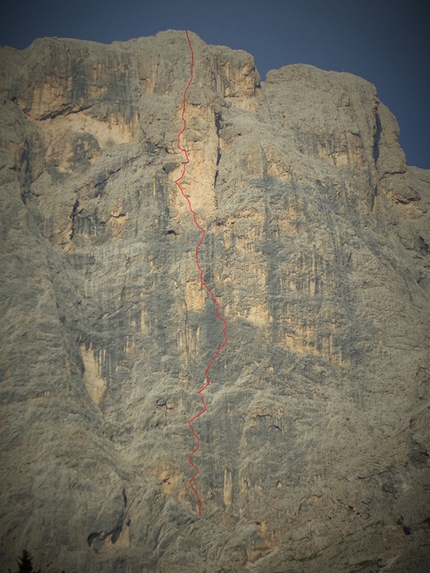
[1,0,429,168]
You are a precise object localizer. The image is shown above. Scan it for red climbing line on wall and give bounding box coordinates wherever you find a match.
[174,31,229,517]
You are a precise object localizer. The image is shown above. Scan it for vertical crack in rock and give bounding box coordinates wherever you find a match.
[213,111,223,188]
[373,110,382,163]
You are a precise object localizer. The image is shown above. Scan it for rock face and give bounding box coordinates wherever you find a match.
[1,30,429,573]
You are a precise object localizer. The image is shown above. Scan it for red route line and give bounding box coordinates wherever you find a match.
[174,30,228,517]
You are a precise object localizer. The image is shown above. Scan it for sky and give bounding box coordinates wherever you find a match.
[1,0,429,169]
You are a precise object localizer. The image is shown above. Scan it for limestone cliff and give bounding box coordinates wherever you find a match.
[0,30,429,573]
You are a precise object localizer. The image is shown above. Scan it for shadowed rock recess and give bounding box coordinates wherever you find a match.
[0,30,429,573]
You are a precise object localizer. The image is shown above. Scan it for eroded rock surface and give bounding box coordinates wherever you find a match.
[0,30,429,573]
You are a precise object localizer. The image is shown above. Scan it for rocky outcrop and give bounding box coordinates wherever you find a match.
[0,30,429,573]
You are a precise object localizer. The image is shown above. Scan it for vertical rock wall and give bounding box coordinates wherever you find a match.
[0,31,429,572]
